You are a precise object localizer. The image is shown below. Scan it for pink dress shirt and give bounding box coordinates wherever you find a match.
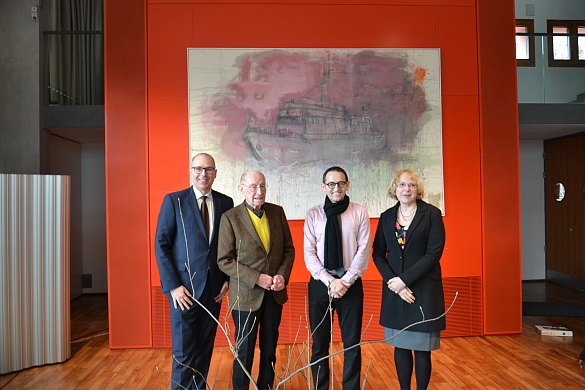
[304,202,371,286]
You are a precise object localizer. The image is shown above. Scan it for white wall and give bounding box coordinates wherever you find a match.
[50,137,107,295]
[516,0,585,103]
[50,135,83,298]
[81,143,107,293]
[520,140,546,280]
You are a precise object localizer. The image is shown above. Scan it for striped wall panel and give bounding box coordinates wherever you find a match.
[442,276,483,337]
[0,174,71,374]
[152,276,482,348]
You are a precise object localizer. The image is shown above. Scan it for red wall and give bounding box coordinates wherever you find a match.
[105,0,521,348]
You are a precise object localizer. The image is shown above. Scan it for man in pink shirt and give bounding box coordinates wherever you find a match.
[304,166,371,390]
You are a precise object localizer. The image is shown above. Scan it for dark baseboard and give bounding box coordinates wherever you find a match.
[548,270,585,292]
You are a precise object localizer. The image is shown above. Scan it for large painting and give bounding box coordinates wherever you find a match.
[188,48,443,219]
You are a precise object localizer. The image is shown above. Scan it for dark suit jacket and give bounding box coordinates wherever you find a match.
[217,202,295,312]
[372,199,446,332]
[155,187,234,299]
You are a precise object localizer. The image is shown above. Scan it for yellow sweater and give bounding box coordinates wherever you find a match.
[246,208,270,251]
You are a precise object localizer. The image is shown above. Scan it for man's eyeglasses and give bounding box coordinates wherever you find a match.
[241,184,267,192]
[191,166,216,174]
[324,181,347,189]
[397,182,418,188]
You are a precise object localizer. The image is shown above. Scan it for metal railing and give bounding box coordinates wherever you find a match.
[516,33,585,103]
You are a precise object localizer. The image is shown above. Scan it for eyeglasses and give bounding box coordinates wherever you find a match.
[397,182,418,188]
[324,181,347,189]
[241,184,267,192]
[191,166,216,174]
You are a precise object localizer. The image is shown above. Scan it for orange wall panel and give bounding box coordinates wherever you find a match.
[147,4,193,98]
[105,0,152,348]
[433,5,479,97]
[477,0,522,334]
[148,96,190,190]
[190,4,436,48]
[152,0,439,4]
[105,0,522,347]
[441,187,483,277]
[287,220,311,283]
[441,95,481,187]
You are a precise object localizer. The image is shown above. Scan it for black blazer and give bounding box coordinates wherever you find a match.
[372,199,446,332]
[155,187,234,299]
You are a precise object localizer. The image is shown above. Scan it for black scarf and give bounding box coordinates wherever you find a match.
[323,195,350,271]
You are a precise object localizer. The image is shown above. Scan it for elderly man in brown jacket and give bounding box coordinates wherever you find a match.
[217,171,295,390]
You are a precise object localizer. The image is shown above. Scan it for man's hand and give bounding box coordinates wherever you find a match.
[256,273,274,290]
[328,279,351,299]
[271,275,285,291]
[170,285,193,310]
[214,281,229,303]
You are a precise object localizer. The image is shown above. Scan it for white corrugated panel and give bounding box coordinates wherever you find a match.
[0,174,71,374]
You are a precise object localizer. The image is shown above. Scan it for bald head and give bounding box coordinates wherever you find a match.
[239,171,267,211]
[191,153,215,167]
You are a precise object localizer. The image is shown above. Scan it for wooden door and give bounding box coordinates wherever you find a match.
[544,134,585,283]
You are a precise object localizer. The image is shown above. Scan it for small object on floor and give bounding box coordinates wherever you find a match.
[579,348,585,364]
[535,325,573,336]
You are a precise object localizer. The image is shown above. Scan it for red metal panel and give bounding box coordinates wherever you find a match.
[105,0,152,348]
[477,0,522,334]
[147,4,193,98]
[106,0,523,348]
[190,4,436,49]
[148,96,190,191]
[433,6,480,98]
[442,277,483,337]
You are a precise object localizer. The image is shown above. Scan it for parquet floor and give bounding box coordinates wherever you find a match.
[2,282,585,389]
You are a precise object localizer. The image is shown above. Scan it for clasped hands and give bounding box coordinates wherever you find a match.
[328,278,351,299]
[256,273,285,291]
[387,277,415,304]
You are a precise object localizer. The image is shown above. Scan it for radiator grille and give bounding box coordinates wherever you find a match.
[152,276,482,348]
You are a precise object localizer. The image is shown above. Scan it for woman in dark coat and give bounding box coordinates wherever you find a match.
[372,169,446,390]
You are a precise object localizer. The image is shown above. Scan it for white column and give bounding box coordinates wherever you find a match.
[0,174,71,374]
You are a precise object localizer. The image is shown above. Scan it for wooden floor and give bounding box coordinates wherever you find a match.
[2,282,585,389]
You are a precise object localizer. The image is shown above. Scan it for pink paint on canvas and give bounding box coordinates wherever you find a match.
[201,49,429,167]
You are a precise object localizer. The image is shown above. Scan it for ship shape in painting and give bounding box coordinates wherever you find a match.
[244,100,387,166]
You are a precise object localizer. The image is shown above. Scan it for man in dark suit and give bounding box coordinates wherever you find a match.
[217,171,295,390]
[155,153,234,390]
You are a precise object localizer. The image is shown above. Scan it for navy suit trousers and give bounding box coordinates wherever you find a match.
[169,280,220,390]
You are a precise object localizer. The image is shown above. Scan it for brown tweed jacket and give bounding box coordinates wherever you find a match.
[217,202,295,312]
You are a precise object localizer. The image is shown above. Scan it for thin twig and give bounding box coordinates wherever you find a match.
[177,202,257,389]
[361,357,373,390]
[274,292,458,389]
[156,366,189,390]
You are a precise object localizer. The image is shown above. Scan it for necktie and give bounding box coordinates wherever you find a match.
[200,195,210,238]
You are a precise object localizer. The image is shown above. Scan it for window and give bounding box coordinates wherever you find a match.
[516,19,535,67]
[547,20,585,67]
